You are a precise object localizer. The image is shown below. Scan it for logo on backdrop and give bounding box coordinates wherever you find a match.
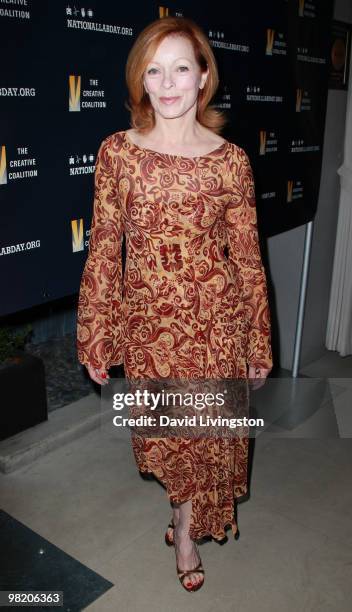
[208,29,250,54]
[216,84,231,110]
[69,152,95,175]
[71,219,91,252]
[0,239,40,257]
[69,75,107,111]
[297,46,326,65]
[246,85,283,104]
[159,7,184,18]
[0,146,7,184]
[299,0,317,18]
[290,138,320,153]
[71,219,84,253]
[0,87,35,97]
[265,29,287,56]
[261,189,276,202]
[0,145,37,184]
[287,180,303,203]
[259,131,278,155]
[296,89,312,112]
[0,0,31,20]
[65,5,133,36]
[69,75,81,111]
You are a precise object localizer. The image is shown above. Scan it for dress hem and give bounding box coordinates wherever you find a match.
[138,467,241,543]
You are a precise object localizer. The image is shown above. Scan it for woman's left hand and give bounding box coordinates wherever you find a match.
[247,364,271,390]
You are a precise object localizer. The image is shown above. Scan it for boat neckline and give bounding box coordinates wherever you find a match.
[123,130,229,160]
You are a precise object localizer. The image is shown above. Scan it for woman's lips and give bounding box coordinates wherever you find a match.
[159,97,180,105]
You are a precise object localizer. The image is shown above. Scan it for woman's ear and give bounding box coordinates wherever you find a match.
[200,69,209,90]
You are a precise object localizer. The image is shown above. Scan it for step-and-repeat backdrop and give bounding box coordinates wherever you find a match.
[0,0,334,316]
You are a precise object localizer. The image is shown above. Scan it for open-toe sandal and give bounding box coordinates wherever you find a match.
[176,558,205,592]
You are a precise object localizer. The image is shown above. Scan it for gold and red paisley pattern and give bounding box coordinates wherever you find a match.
[77,130,273,541]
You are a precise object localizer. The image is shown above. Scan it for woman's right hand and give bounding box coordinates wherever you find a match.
[86,364,110,386]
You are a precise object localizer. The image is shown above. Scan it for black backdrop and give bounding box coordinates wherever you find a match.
[0,0,334,316]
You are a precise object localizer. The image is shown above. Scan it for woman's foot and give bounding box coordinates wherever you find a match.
[173,524,204,590]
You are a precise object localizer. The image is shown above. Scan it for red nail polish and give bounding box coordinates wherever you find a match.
[101,373,106,378]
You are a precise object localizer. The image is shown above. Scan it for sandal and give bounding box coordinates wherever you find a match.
[164,519,175,547]
[176,558,205,592]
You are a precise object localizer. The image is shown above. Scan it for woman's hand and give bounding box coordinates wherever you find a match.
[247,364,271,390]
[86,364,110,385]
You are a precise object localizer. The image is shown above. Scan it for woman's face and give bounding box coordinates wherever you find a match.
[143,35,208,120]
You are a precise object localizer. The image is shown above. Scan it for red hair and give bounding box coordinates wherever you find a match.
[125,16,228,134]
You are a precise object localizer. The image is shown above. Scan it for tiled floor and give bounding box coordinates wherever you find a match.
[0,509,113,610]
[0,348,351,611]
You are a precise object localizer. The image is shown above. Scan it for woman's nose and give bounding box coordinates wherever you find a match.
[162,73,175,88]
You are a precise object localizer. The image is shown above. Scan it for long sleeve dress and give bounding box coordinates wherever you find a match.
[76,129,273,541]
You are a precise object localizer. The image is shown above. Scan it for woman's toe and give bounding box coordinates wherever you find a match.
[189,574,195,587]
[194,572,203,587]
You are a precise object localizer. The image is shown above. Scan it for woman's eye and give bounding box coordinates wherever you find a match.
[146,66,189,75]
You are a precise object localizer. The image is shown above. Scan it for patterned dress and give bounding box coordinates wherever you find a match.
[76,129,273,541]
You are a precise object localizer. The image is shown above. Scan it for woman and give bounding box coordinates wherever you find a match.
[77,16,273,592]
